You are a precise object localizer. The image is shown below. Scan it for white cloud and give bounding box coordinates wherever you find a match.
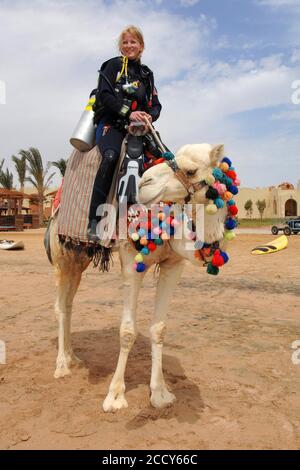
[179,0,200,6]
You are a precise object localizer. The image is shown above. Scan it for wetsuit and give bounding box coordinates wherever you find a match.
[88,56,161,239]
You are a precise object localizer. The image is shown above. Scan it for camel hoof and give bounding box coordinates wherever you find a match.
[54,365,71,379]
[150,388,176,408]
[102,393,128,413]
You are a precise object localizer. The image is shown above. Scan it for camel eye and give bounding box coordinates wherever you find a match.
[186,169,197,177]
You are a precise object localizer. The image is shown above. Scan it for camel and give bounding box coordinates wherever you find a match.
[47,143,228,412]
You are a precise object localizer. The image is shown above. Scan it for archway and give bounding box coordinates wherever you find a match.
[285,199,297,217]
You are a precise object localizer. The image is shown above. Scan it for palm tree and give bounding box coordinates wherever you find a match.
[22,147,55,226]
[0,168,14,214]
[0,158,4,175]
[0,168,14,189]
[12,153,26,192]
[52,158,67,177]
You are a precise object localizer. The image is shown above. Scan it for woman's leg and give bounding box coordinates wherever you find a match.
[88,126,125,240]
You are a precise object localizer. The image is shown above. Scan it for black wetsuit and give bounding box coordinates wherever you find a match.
[88,56,161,237]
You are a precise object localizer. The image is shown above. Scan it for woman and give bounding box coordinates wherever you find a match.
[88,25,162,241]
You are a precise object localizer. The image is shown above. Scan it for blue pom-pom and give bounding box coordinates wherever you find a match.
[220,251,229,264]
[138,228,146,237]
[141,247,150,255]
[212,168,223,180]
[227,199,235,206]
[215,198,225,209]
[229,166,235,171]
[229,185,238,195]
[163,151,175,161]
[169,226,175,236]
[160,221,167,230]
[136,262,146,272]
[225,218,237,230]
[154,238,164,245]
[222,157,232,166]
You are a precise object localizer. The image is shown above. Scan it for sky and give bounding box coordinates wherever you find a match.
[0,0,300,188]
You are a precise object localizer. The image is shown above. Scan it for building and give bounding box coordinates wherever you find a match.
[236,180,300,219]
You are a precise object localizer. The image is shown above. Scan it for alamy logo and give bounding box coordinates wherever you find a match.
[291,340,300,365]
[291,80,300,105]
[0,340,6,364]
[0,80,6,104]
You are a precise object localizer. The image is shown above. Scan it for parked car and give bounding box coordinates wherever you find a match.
[271,217,300,235]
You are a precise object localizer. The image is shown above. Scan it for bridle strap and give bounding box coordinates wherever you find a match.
[166,159,207,203]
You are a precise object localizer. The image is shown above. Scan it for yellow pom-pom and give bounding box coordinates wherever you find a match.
[224,230,236,241]
[205,174,215,186]
[206,200,218,215]
[161,232,169,240]
[131,233,139,241]
[223,191,233,201]
[140,237,148,246]
[220,162,229,172]
[135,253,143,263]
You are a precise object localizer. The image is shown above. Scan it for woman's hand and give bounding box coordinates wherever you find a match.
[129,111,152,124]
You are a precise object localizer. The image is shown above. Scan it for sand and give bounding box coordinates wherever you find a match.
[0,229,300,450]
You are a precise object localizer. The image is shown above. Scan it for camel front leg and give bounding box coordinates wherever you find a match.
[150,258,185,408]
[54,266,83,378]
[103,245,145,412]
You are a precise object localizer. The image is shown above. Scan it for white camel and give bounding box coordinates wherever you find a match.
[48,143,227,412]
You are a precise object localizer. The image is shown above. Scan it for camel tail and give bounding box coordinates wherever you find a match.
[44,217,53,265]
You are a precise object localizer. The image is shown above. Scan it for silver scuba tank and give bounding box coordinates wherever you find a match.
[70,95,96,152]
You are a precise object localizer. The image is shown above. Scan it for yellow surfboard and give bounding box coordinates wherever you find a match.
[251,235,288,255]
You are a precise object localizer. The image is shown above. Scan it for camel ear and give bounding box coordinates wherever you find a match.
[210,144,224,166]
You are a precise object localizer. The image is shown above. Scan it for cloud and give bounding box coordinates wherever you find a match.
[179,0,200,6]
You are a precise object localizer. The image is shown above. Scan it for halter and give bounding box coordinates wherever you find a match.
[166,159,207,204]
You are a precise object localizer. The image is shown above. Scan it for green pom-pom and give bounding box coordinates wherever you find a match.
[207,263,219,275]
[163,151,175,161]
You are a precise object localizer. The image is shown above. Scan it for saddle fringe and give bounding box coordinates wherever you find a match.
[58,235,113,272]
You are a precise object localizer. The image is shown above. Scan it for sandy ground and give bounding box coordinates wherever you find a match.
[0,228,300,450]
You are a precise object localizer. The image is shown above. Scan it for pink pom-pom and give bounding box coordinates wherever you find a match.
[171,218,180,227]
[234,178,240,186]
[153,227,161,235]
[213,182,226,195]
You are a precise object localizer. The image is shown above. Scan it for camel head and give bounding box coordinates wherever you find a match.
[139,143,224,205]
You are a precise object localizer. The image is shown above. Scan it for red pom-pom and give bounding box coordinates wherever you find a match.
[228,205,238,216]
[212,250,225,267]
[148,242,157,252]
[226,170,237,180]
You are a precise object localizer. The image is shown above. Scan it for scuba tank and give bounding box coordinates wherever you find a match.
[70,94,96,152]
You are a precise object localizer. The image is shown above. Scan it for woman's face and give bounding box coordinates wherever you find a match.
[121,33,143,60]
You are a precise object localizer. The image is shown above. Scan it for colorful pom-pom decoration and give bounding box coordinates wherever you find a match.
[215,198,225,209]
[220,162,229,172]
[131,154,239,276]
[162,151,175,161]
[222,157,232,166]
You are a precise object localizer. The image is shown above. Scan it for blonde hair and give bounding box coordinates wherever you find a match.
[118,25,145,57]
